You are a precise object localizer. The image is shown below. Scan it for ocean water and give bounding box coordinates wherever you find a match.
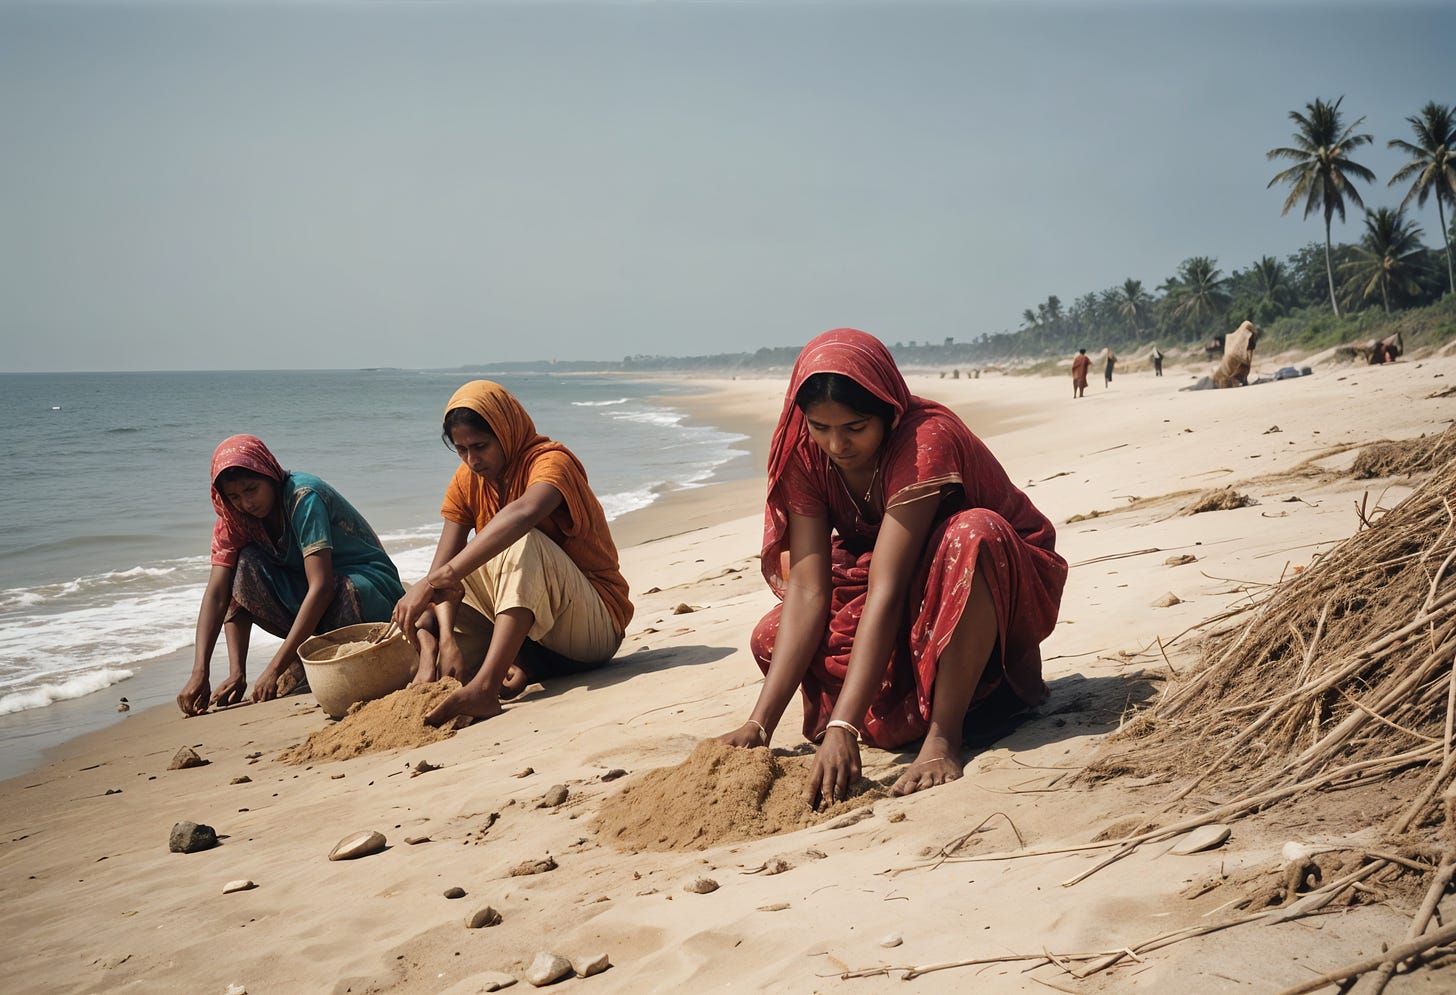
[0,370,748,720]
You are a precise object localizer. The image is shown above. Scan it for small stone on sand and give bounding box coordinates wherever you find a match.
[169,821,218,853]
[525,952,572,987]
[230,776,251,785]
[465,906,502,929]
[223,879,256,894]
[880,932,903,948]
[1151,592,1183,607]
[684,877,719,894]
[329,830,386,861]
[404,836,431,845]
[509,857,558,877]
[672,603,695,615]
[1165,554,1198,566]
[168,746,208,770]
[573,953,610,978]
[513,767,534,778]
[600,768,627,782]
[1171,823,1230,855]
[757,902,790,912]
[443,886,466,899]
[539,785,568,808]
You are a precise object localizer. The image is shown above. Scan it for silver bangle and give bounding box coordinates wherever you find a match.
[825,719,861,742]
[747,718,768,744]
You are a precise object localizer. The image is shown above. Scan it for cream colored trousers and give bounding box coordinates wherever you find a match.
[460,529,622,664]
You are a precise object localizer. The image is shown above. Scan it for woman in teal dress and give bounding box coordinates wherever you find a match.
[176,435,405,715]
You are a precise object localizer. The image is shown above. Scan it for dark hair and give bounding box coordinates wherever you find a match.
[214,465,272,489]
[441,407,496,450]
[794,372,896,425]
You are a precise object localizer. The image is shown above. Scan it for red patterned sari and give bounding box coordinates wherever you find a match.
[754,329,1067,749]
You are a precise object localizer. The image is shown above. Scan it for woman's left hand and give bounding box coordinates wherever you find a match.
[805,725,861,811]
[424,562,465,603]
[250,665,282,703]
[392,580,439,645]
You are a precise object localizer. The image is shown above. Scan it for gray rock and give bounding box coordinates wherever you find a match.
[466,906,503,929]
[540,784,569,808]
[683,877,719,894]
[524,952,572,987]
[168,746,208,770]
[573,953,610,978]
[328,830,386,861]
[600,769,627,782]
[443,886,466,899]
[879,932,903,948]
[169,821,218,853]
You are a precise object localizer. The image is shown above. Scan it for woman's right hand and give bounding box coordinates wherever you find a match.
[210,671,248,710]
[177,673,211,716]
[716,720,769,749]
[392,580,438,646]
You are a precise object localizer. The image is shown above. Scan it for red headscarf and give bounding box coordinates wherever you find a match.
[209,434,286,568]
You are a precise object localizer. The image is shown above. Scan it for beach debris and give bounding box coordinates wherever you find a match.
[117,697,129,713]
[225,985,247,995]
[672,603,696,615]
[643,586,662,594]
[819,806,875,831]
[525,952,573,987]
[1263,425,1282,434]
[404,836,431,845]
[222,879,256,894]
[466,906,503,929]
[328,830,386,861]
[244,752,262,760]
[743,857,792,876]
[539,785,569,808]
[509,856,558,876]
[1182,487,1255,515]
[757,902,790,912]
[169,746,209,770]
[684,876,719,894]
[230,776,252,785]
[1151,592,1182,608]
[409,760,441,778]
[879,932,904,948]
[169,821,218,854]
[573,953,610,978]
[600,768,627,782]
[474,974,517,992]
[514,767,535,778]
[443,886,466,899]
[1164,553,1197,566]
[1170,823,1230,855]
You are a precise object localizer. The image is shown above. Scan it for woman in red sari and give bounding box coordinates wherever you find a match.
[719,329,1066,803]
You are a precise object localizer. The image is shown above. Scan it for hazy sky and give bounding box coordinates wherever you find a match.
[2,1,1452,372]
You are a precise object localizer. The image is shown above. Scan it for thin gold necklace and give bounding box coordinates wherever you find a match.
[861,462,880,503]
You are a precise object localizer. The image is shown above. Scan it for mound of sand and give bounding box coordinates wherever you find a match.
[278,680,464,764]
[594,739,883,851]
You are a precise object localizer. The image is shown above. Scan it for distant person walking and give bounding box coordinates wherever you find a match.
[1151,345,1163,377]
[1102,347,1117,388]
[1071,349,1090,399]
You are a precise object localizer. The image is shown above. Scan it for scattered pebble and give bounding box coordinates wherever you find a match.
[225,984,247,995]
[230,776,252,785]
[671,603,696,615]
[330,774,345,780]
[1171,823,1230,855]
[465,906,502,929]
[513,767,535,779]
[244,752,262,760]
[574,953,610,978]
[509,857,558,877]
[888,812,907,824]
[404,836,431,846]
[757,902,790,912]
[1151,592,1183,608]
[525,952,573,987]
[684,877,719,894]
[169,746,208,770]
[476,975,517,992]
[409,760,441,778]
[600,769,627,782]
[539,785,569,808]
[1165,553,1198,566]
[169,821,218,854]
[222,879,256,894]
[328,830,386,861]
[880,932,903,948]
[443,886,466,899]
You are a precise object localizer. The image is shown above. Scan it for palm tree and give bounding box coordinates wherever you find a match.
[1108,278,1153,338]
[1339,207,1427,314]
[1267,96,1376,317]
[1388,101,1456,295]
[1250,255,1293,316]
[1168,257,1231,335]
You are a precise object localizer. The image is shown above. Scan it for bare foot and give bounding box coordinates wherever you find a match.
[499,664,530,702]
[891,733,964,796]
[424,685,503,727]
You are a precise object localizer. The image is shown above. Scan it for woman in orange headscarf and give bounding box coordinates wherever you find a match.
[393,381,632,726]
[718,329,1065,803]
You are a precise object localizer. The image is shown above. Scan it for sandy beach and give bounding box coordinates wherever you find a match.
[4,349,1455,993]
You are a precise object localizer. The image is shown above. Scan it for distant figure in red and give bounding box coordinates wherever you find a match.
[1071,349,1090,398]
[716,328,1066,805]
